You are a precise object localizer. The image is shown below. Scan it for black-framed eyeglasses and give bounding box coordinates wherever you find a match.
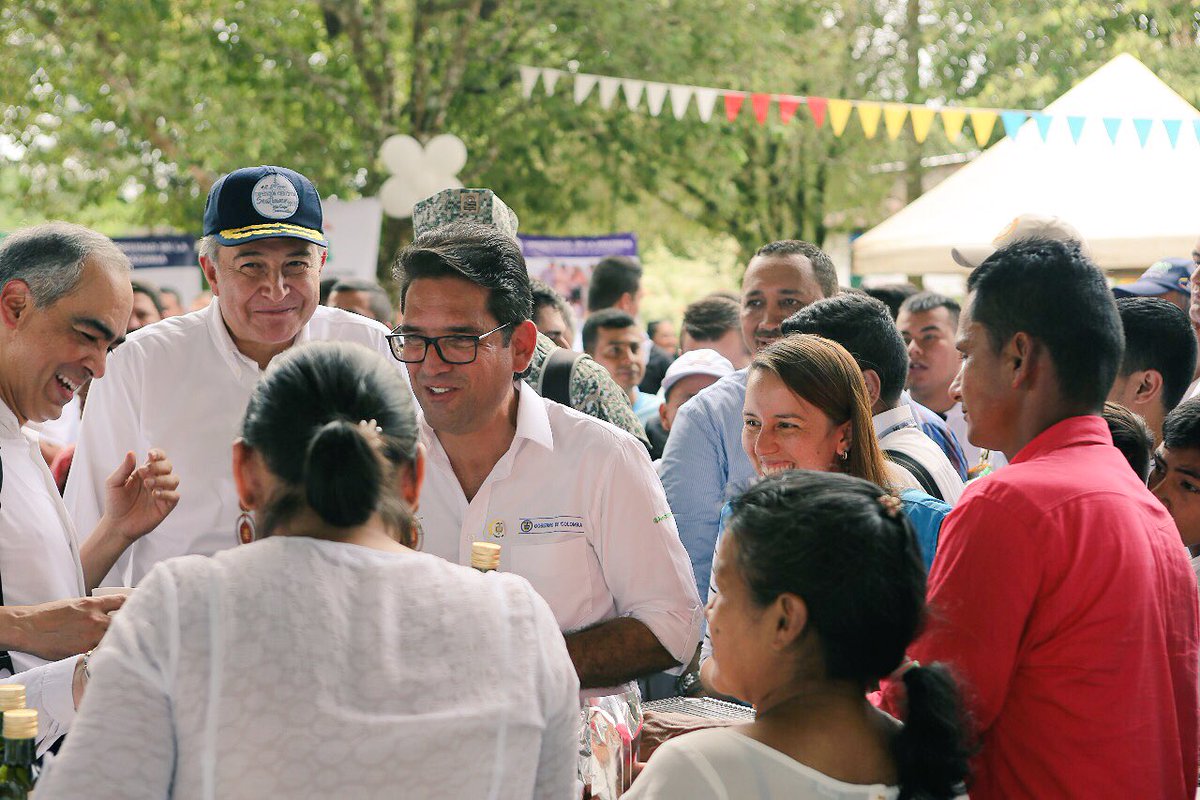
[387,323,511,364]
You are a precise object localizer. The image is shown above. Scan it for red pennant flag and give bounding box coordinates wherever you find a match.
[778,96,800,124]
[807,96,828,128]
[724,92,745,121]
[751,93,771,125]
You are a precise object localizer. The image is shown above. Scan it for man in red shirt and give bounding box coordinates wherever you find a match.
[894,238,1200,798]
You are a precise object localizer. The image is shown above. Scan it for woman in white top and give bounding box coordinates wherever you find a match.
[628,471,969,800]
[39,342,580,799]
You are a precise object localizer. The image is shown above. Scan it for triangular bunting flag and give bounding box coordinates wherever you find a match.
[573,73,598,106]
[828,99,853,136]
[542,69,561,96]
[970,110,997,146]
[694,88,719,123]
[669,85,694,120]
[1000,110,1027,139]
[1031,113,1052,141]
[724,92,746,122]
[1163,119,1182,148]
[1193,119,1200,146]
[1067,116,1086,143]
[1133,118,1153,148]
[857,102,882,138]
[883,104,908,140]
[621,79,645,111]
[645,83,669,117]
[519,66,539,99]
[1103,117,1122,144]
[777,96,801,124]
[940,109,966,141]
[806,97,829,128]
[751,93,771,125]
[598,77,620,110]
[910,107,936,143]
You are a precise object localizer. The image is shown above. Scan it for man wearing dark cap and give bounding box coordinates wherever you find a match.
[65,165,400,586]
[1113,257,1191,313]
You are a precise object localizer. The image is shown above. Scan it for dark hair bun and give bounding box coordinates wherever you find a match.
[304,420,382,528]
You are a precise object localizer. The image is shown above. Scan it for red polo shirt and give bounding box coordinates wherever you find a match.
[894,416,1199,799]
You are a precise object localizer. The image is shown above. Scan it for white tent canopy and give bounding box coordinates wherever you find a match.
[852,54,1200,276]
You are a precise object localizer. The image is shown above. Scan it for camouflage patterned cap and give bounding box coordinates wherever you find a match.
[412,188,519,240]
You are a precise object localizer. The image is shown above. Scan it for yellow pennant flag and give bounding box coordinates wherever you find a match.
[910,107,936,143]
[828,99,853,136]
[857,102,882,139]
[940,108,966,142]
[970,110,998,146]
[883,104,908,140]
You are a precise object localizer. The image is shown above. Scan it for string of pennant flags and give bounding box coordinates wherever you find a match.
[518,65,1200,149]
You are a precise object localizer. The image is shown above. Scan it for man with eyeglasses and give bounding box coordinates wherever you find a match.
[392,221,702,697]
[66,166,399,586]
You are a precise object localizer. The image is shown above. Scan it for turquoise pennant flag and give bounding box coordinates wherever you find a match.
[1067,116,1086,143]
[1103,117,1122,144]
[1132,119,1152,147]
[1163,119,1181,148]
[1194,119,1200,146]
[1031,113,1052,141]
[1001,110,1027,138]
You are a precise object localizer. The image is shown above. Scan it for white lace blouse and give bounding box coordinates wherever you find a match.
[37,536,581,799]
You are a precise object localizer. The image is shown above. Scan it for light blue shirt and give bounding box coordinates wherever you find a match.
[659,369,755,602]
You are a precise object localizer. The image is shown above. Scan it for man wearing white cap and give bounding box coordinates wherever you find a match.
[648,349,734,467]
[66,166,400,586]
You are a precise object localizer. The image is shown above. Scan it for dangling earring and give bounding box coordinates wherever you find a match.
[838,449,849,461]
[236,504,256,545]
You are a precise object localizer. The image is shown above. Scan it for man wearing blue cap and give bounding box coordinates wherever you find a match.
[1113,257,1192,313]
[65,166,400,586]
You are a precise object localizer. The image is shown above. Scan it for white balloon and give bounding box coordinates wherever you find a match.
[379,174,423,218]
[379,134,424,174]
[424,134,468,175]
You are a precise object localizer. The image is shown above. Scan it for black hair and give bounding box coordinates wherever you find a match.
[682,295,740,342]
[1163,397,1200,451]
[530,279,575,337]
[158,286,181,303]
[394,221,533,337]
[726,471,970,799]
[899,291,960,325]
[319,276,339,305]
[1102,402,1154,483]
[754,240,839,298]
[781,294,909,406]
[647,319,668,339]
[1115,297,1197,413]
[130,280,165,316]
[240,341,420,544]
[967,238,1123,410]
[581,308,637,354]
[864,283,920,320]
[330,278,395,324]
[587,256,642,311]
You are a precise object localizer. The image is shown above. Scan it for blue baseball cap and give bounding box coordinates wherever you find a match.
[202,165,326,247]
[1113,257,1191,299]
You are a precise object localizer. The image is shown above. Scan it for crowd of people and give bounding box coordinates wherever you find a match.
[0,163,1195,799]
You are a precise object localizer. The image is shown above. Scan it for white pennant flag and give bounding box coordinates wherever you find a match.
[542,69,561,96]
[519,66,539,99]
[694,88,719,123]
[573,73,599,105]
[669,85,694,120]
[621,78,645,112]
[645,83,669,117]
[598,77,621,110]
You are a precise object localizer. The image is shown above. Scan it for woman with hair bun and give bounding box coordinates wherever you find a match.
[39,342,580,800]
[628,471,970,800]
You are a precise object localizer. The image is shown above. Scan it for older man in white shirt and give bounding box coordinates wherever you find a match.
[391,222,702,694]
[0,223,181,746]
[66,166,400,586]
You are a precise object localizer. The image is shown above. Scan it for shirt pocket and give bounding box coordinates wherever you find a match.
[506,533,593,630]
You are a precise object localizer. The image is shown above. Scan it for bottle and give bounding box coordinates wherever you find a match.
[0,687,24,730]
[471,541,501,573]
[0,708,38,798]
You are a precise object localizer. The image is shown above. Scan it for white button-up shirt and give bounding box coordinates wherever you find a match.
[417,381,703,691]
[65,299,403,586]
[0,402,86,744]
[874,404,965,504]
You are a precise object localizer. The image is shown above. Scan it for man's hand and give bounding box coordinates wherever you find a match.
[1,596,124,661]
[100,449,180,543]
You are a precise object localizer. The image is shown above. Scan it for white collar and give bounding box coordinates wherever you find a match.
[419,379,555,459]
[0,400,21,438]
[872,403,918,437]
[204,296,315,378]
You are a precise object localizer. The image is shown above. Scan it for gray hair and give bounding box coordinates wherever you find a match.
[0,222,131,307]
[197,234,220,265]
[330,279,395,323]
